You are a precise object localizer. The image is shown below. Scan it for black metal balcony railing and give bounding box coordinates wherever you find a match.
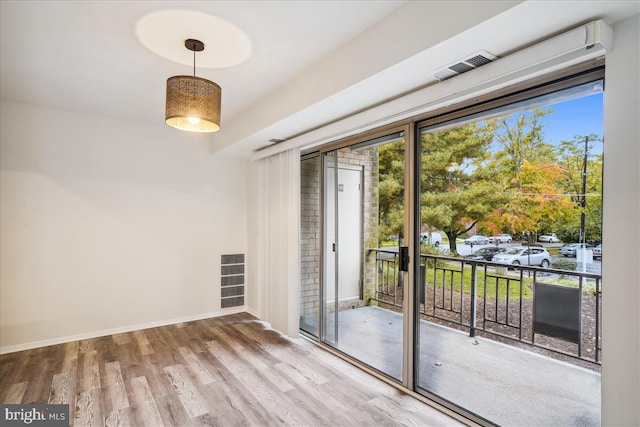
[369,249,602,366]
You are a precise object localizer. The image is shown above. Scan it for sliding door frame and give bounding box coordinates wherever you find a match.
[301,60,604,425]
[317,122,416,387]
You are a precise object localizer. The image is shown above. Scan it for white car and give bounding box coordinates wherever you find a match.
[464,235,490,245]
[492,246,552,267]
[489,234,512,243]
[538,233,560,243]
[559,243,593,257]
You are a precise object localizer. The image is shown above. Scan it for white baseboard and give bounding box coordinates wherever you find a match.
[0,306,246,355]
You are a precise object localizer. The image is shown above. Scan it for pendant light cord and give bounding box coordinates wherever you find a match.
[191,44,196,103]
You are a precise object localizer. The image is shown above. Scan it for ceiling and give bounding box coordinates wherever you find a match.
[1,1,638,157]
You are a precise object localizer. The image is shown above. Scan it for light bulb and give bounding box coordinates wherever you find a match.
[188,116,200,125]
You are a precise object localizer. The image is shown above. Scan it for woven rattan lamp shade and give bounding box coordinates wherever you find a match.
[165,75,221,133]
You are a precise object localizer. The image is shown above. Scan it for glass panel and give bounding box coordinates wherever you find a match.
[323,150,338,344]
[321,133,406,381]
[300,155,320,336]
[416,80,603,425]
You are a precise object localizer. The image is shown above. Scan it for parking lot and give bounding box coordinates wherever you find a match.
[452,241,602,274]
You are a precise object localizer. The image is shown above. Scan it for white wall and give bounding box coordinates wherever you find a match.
[0,101,247,351]
[602,14,640,427]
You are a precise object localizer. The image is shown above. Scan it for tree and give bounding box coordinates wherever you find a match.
[480,108,573,237]
[482,160,574,235]
[378,140,406,242]
[420,122,504,253]
[493,108,556,178]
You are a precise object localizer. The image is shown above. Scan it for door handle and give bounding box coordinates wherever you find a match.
[399,246,409,272]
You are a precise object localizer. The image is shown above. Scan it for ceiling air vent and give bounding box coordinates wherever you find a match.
[433,50,498,81]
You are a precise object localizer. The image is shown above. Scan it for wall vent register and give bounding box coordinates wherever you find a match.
[221,254,245,308]
[433,50,498,81]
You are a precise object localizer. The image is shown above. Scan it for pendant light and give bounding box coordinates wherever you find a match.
[165,39,221,132]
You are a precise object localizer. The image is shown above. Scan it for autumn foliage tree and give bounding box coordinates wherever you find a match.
[493,109,555,177]
[377,106,603,252]
[479,109,575,238]
[482,160,574,235]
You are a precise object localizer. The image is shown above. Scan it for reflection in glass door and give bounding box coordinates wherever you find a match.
[322,132,407,381]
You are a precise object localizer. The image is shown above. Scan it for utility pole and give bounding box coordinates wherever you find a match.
[579,136,588,245]
[579,136,589,273]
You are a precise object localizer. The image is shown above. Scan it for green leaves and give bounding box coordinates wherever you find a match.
[419,123,503,253]
[378,140,406,241]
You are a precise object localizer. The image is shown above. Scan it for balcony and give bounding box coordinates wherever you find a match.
[346,248,603,425]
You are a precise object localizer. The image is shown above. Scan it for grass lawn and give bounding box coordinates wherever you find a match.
[423,263,534,299]
[422,261,598,298]
[375,245,597,299]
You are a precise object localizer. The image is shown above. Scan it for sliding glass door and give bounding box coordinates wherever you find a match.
[414,76,604,425]
[302,67,604,426]
[321,130,409,381]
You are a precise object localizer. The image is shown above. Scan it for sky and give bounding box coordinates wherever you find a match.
[422,80,605,161]
[484,88,604,157]
[544,92,604,154]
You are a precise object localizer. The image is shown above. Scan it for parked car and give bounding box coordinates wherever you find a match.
[488,234,512,243]
[538,233,560,243]
[464,247,507,261]
[492,246,552,267]
[559,243,594,257]
[464,235,490,245]
[593,244,602,259]
[420,231,442,246]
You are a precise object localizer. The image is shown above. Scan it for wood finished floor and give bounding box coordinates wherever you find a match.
[0,312,462,426]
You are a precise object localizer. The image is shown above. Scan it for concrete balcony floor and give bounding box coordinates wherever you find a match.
[322,305,600,426]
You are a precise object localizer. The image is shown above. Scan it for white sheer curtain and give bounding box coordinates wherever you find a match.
[256,149,300,338]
